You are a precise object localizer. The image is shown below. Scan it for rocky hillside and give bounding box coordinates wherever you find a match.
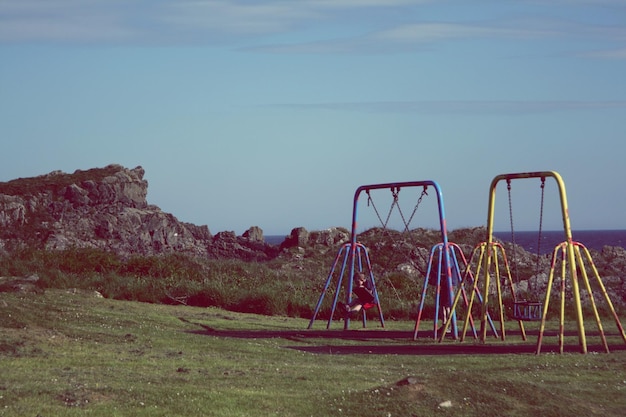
[0,165,281,260]
[0,164,359,262]
[1,164,625,309]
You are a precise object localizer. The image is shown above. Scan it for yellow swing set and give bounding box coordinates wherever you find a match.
[443,171,626,354]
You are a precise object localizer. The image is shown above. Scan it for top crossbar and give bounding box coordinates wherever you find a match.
[350,180,449,249]
[485,171,574,247]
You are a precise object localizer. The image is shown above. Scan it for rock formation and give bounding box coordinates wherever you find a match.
[0,164,277,259]
[0,164,624,309]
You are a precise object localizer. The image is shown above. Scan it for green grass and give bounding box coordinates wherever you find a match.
[2,289,626,416]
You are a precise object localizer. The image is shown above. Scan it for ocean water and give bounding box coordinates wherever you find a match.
[265,230,626,253]
[492,229,626,254]
[265,235,288,246]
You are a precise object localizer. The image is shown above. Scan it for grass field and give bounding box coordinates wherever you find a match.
[1,289,626,417]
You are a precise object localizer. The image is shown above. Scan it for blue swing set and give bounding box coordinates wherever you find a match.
[307,180,476,335]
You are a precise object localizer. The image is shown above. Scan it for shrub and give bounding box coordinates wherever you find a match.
[233,291,280,315]
[1,245,622,321]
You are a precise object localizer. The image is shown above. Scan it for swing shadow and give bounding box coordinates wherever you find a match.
[288,342,626,355]
[181,318,626,356]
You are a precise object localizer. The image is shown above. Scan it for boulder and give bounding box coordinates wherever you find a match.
[281,227,310,249]
[242,226,264,243]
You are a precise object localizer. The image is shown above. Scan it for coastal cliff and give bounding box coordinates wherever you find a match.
[0,165,278,260]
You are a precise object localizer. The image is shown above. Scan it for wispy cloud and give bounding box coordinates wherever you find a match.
[0,0,429,44]
[275,100,626,115]
[0,0,138,43]
[245,11,626,54]
[372,22,556,43]
[245,20,563,54]
[0,0,624,61]
[584,47,626,59]
[157,1,318,37]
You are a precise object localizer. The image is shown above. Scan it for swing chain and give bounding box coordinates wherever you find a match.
[507,179,514,244]
[367,186,428,233]
[366,186,429,271]
[533,177,546,287]
[507,179,519,285]
[367,189,394,230]
[393,186,430,272]
[508,177,546,300]
[402,186,428,233]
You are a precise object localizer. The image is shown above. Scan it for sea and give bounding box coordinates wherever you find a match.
[265,230,626,254]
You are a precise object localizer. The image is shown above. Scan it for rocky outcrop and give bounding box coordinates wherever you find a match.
[209,230,280,261]
[0,164,276,259]
[279,227,350,251]
[0,164,624,310]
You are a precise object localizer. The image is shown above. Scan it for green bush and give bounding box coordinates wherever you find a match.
[1,245,622,321]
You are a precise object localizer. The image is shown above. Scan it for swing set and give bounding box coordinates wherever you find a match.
[413,240,499,341]
[308,180,461,331]
[443,171,626,353]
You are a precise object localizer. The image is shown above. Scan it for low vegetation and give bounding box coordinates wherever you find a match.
[1,288,625,416]
[1,247,619,322]
[1,247,407,318]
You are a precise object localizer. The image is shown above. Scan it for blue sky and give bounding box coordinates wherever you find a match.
[1,0,625,236]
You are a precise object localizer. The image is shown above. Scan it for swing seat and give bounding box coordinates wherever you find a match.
[513,300,542,321]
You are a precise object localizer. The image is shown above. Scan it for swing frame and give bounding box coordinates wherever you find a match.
[413,241,500,341]
[307,180,450,330]
[477,171,626,354]
[474,172,566,343]
[307,241,384,329]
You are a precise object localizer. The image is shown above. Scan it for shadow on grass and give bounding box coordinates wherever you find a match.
[180,317,626,355]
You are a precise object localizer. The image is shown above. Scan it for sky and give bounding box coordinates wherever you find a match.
[1,0,625,236]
